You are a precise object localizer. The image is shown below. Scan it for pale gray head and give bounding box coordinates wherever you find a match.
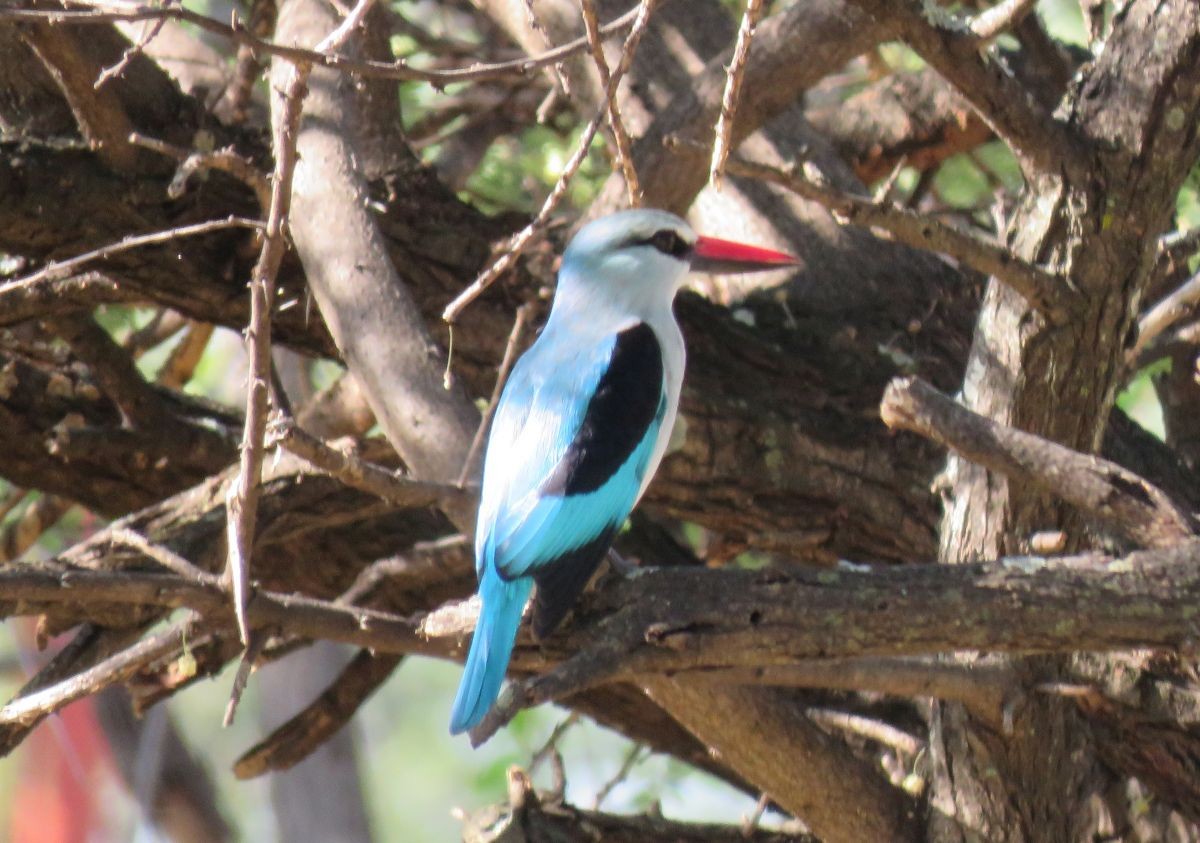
[557,209,798,316]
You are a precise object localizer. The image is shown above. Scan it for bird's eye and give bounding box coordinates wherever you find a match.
[647,229,691,259]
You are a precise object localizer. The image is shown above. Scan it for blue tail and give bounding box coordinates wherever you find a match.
[449,567,533,734]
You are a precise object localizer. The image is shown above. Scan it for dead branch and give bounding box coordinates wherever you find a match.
[19,20,138,172]
[224,0,344,643]
[881,376,1197,549]
[441,0,660,323]
[708,0,764,189]
[0,1,642,88]
[710,152,1074,322]
[580,0,641,205]
[267,419,475,512]
[4,216,262,289]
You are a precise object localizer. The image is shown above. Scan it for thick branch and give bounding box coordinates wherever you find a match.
[9,542,1200,682]
[881,376,1197,549]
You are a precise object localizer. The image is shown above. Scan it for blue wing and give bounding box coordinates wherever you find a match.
[450,320,666,733]
[476,321,666,637]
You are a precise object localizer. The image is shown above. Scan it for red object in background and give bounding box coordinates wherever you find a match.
[8,616,115,843]
[11,697,113,843]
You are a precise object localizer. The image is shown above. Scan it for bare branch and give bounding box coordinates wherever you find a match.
[266,419,475,512]
[580,0,641,205]
[0,616,196,733]
[1134,268,1200,359]
[4,216,263,289]
[129,132,272,210]
[709,0,765,189]
[709,151,1075,321]
[223,0,342,643]
[20,21,138,172]
[881,376,1197,549]
[441,0,661,324]
[0,1,642,88]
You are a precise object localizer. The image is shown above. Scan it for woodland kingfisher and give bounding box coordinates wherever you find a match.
[450,208,797,734]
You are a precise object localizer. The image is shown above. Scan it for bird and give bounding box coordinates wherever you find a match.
[449,208,798,735]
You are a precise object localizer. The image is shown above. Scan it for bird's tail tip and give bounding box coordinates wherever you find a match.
[448,572,532,737]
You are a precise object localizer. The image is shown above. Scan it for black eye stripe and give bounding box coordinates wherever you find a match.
[631,229,692,259]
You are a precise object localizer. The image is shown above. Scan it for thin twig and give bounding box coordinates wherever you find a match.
[457,303,534,486]
[593,742,646,809]
[703,150,1075,323]
[129,133,272,210]
[581,0,641,205]
[0,617,197,728]
[267,419,475,511]
[442,0,660,324]
[1133,268,1200,359]
[223,631,266,727]
[94,3,172,89]
[709,0,764,190]
[223,0,335,645]
[5,217,263,288]
[107,528,219,585]
[529,711,579,776]
[2,1,642,88]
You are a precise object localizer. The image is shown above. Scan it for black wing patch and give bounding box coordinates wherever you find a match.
[540,322,664,496]
[531,527,617,639]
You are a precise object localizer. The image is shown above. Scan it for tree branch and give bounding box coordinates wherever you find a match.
[845,0,1084,177]
[462,769,816,842]
[709,152,1075,322]
[266,419,474,512]
[19,20,139,172]
[1,1,642,88]
[232,650,402,778]
[881,376,1197,549]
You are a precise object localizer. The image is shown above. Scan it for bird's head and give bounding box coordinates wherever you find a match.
[559,209,797,314]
